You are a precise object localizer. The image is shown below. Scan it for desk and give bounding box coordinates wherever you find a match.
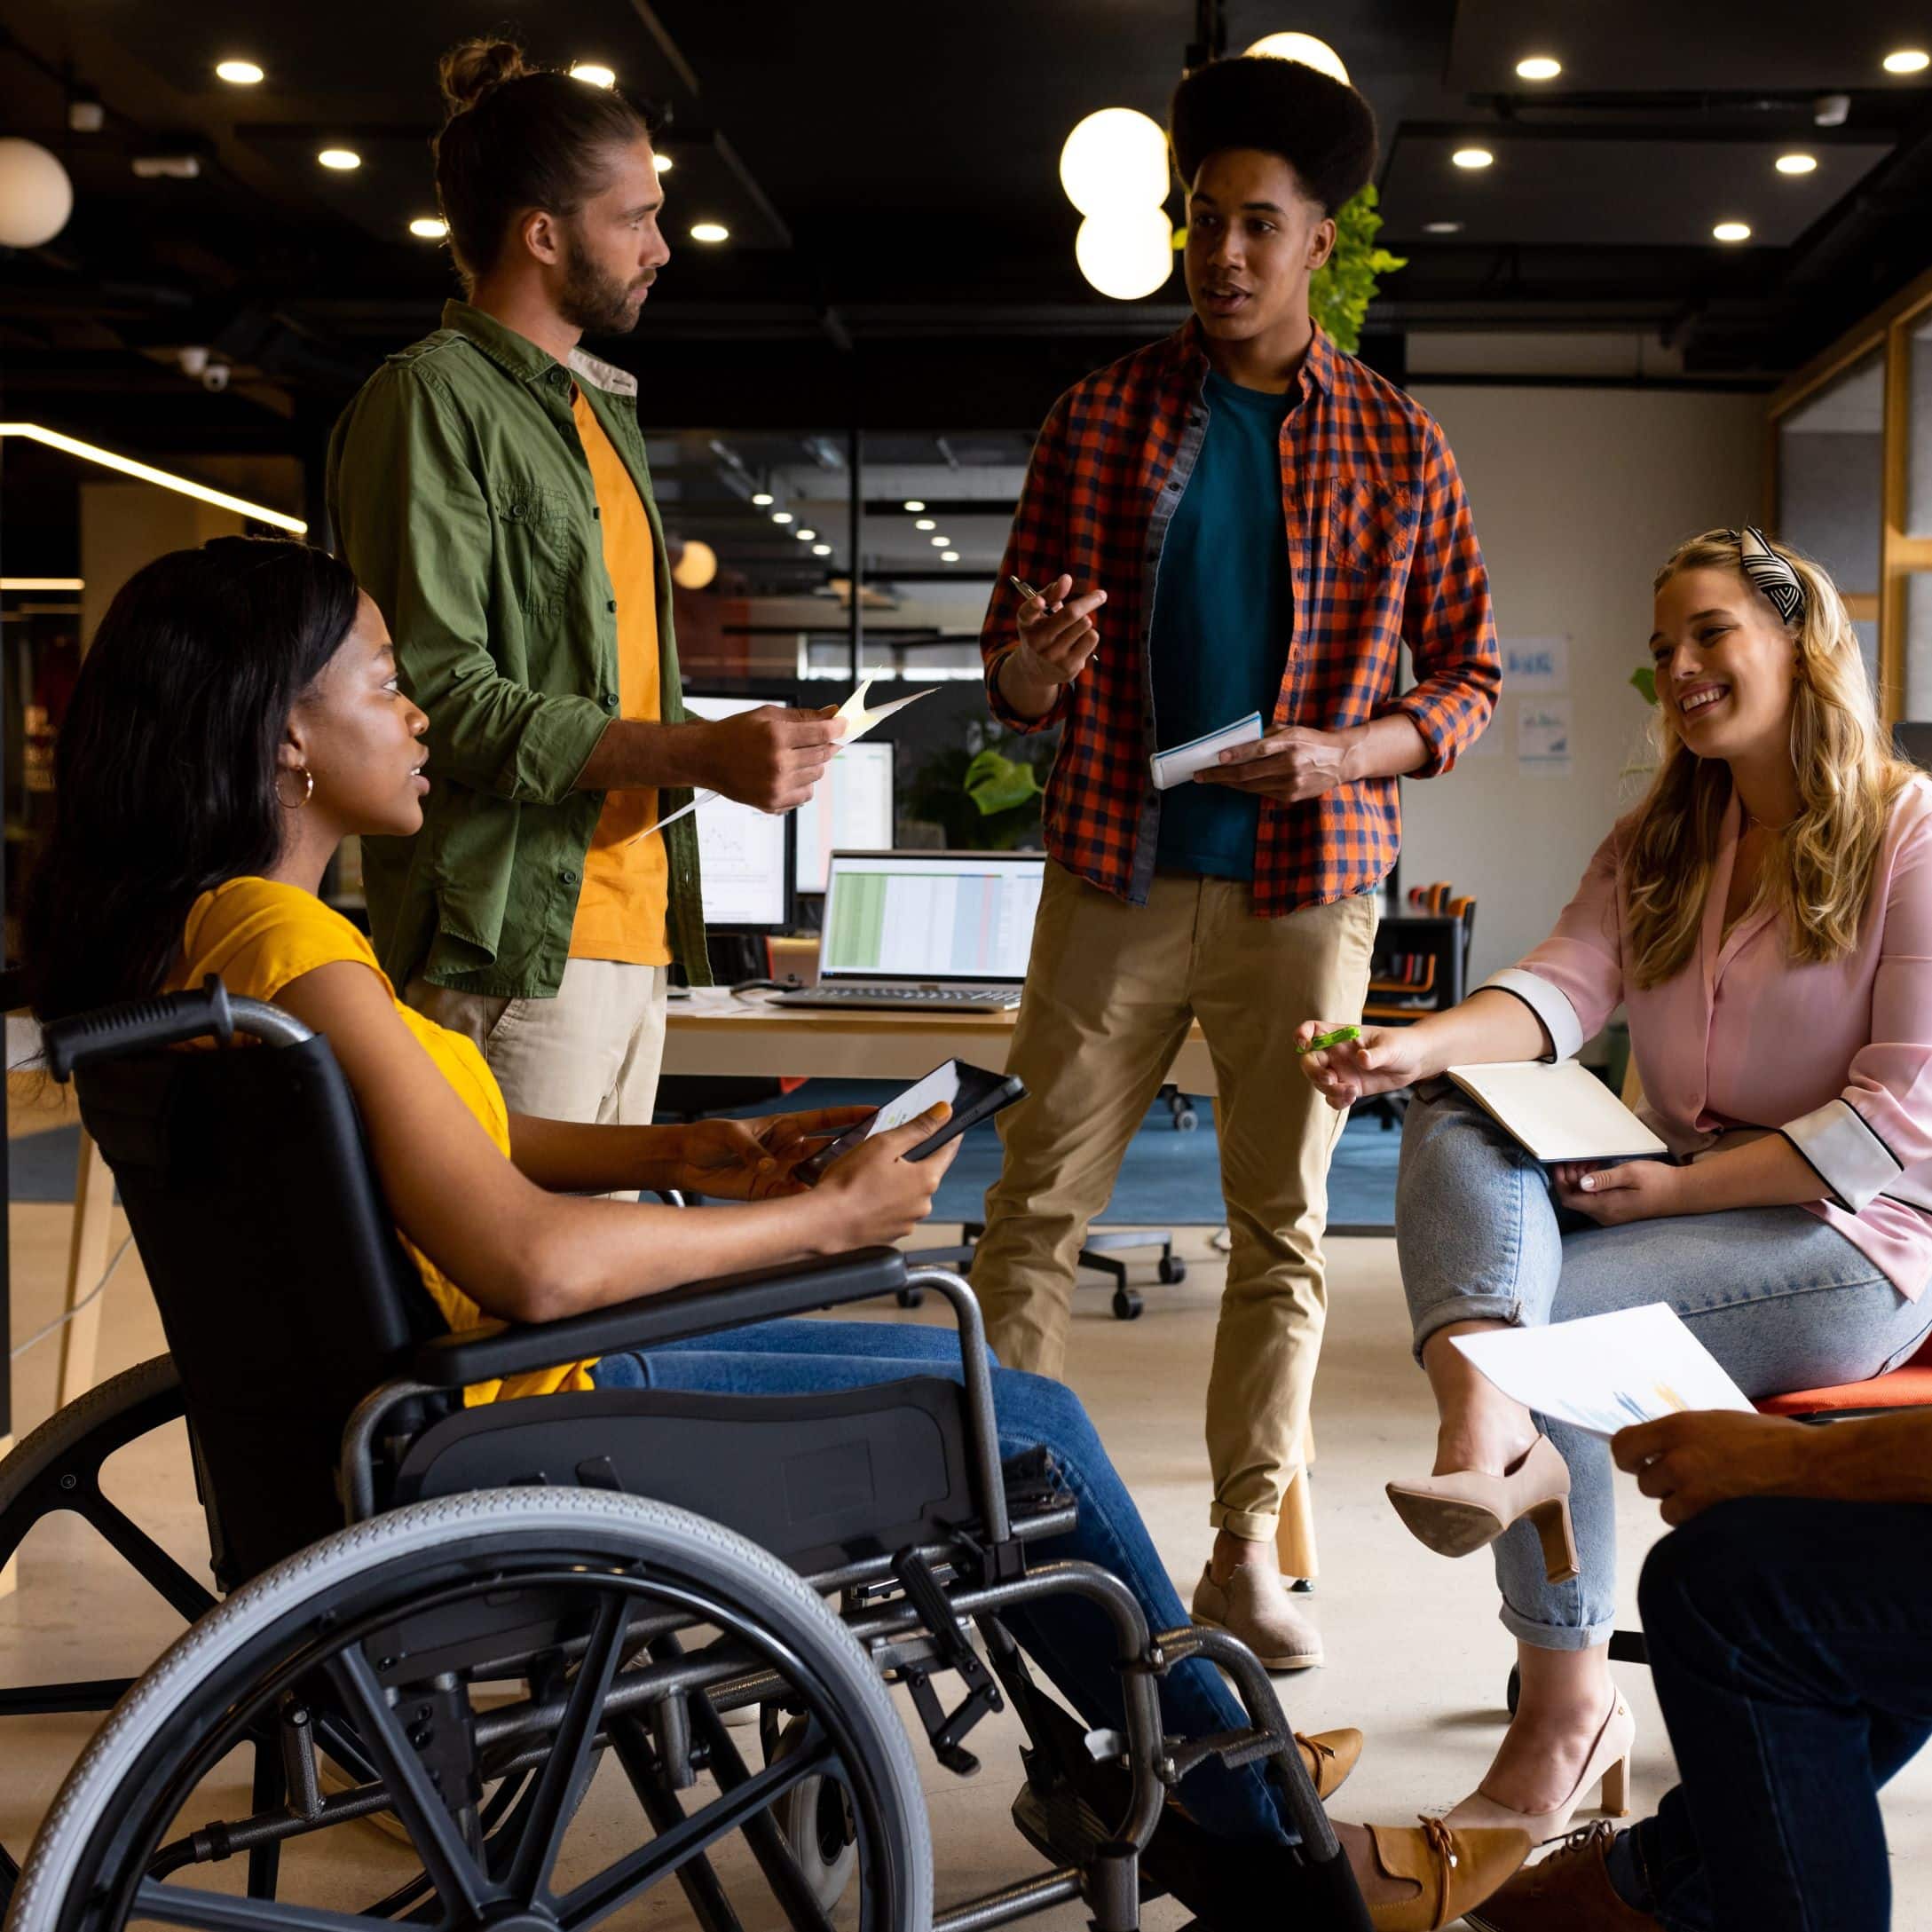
[664,989,1225,1093]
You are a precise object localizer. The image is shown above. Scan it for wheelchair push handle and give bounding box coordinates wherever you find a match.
[43,975,311,1080]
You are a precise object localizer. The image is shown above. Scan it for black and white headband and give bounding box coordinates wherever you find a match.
[1731,524,1807,627]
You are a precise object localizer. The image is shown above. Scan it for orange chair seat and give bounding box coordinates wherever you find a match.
[1755,1337,1932,1416]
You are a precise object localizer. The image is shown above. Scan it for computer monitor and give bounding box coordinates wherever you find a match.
[817,851,1045,983]
[680,693,793,931]
[793,741,896,894]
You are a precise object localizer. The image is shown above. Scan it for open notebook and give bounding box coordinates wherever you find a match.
[1446,1060,1668,1163]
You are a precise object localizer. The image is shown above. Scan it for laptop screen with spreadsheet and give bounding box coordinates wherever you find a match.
[818,852,1045,983]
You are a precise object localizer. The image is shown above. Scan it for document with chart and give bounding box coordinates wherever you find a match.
[1451,1304,1755,1440]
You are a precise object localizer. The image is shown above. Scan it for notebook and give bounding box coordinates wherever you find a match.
[1149,711,1263,790]
[1445,1060,1669,1163]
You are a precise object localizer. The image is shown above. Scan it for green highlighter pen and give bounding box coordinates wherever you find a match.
[1297,1024,1362,1056]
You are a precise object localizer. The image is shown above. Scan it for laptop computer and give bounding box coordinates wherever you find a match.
[772,850,1044,1012]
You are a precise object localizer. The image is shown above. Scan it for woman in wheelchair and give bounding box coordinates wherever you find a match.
[21,536,1527,1929]
[1299,527,1932,1852]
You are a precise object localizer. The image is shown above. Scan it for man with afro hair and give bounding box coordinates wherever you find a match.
[974,53,1498,1672]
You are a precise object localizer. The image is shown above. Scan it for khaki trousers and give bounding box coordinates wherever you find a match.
[974,862,1378,1541]
[408,958,669,1127]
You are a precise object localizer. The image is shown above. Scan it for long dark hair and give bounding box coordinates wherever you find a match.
[23,537,360,1021]
[433,37,651,289]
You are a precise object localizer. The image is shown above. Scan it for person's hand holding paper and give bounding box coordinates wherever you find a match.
[1195,721,1365,803]
[1611,1408,1811,1526]
[647,675,933,837]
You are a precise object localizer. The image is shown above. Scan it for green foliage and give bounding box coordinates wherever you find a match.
[907,732,1054,850]
[1630,664,1658,706]
[1307,185,1406,353]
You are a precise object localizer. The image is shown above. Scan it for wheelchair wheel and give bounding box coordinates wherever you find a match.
[0,1356,216,1710]
[770,1711,858,1912]
[12,1488,932,1932]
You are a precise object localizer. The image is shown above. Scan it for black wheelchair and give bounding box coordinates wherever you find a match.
[0,978,1371,1932]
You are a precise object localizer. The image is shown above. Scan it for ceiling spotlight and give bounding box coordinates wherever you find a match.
[771,510,793,524]
[797,528,817,540]
[1882,49,1929,74]
[318,148,360,170]
[1423,219,1464,233]
[903,500,926,513]
[690,221,729,244]
[1452,147,1494,170]
[652,153,673,174]
[915,517,936,531]
[1244,33,1349,84]
[1713,220,1752,243]
[1515,55,1561,81]
[751,492,773,506]
[408,216,447,239]
[930,535,949,548]
[67,94,105,133]
[569,63,617,87]
[1814,92,1851,126]
[215,59,264,85]
[1776,153,1818,174]
[942,550,960,563]
[812,543,832,556]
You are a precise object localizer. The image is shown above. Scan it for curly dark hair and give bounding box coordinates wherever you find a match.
[1169,55,1378,215]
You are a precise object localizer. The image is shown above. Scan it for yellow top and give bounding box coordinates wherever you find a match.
[567,388,672,967]
[173,877,596,1403]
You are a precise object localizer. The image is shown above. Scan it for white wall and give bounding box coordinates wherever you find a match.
[1398,384,1764,982]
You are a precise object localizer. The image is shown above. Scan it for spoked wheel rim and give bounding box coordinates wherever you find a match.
[12,1492,929,1932]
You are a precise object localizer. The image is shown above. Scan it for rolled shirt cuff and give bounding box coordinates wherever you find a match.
[1781,1098,1902,1212]
[1480,968,1583,1062]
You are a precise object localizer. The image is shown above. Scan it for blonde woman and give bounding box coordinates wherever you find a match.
[1297,527,1932,1841]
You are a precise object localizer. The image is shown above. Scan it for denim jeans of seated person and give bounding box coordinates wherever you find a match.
[1395,1087,1932,1652]
[590,1319,1294,1845]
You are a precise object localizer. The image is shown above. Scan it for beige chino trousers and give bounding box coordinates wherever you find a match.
[408,958,670,1128]
[974,861,1377,1541]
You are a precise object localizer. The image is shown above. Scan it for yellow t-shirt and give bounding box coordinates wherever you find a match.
[172,877,596,1403]
[567,388,672,967]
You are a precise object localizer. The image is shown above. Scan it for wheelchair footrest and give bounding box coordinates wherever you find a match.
[891,1546,1003,1775]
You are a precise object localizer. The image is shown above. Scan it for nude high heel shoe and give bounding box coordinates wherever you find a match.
[1385,1435,1578,1583]
[1445,1691,1636,1846]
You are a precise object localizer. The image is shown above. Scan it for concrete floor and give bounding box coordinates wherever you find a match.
[5,1204,1931,1928]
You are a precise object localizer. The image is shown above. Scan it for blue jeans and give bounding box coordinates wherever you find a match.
[591,1319,1293,1844]
[1395,1090,1932,1649]
[1616,1497,1932,1932]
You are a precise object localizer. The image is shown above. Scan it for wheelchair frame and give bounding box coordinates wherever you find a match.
[2,984,1349,1932]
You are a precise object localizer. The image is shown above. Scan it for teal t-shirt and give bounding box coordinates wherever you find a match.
[1149,368,1296,880]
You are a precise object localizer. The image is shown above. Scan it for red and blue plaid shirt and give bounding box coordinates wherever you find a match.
[982,320,1498,915]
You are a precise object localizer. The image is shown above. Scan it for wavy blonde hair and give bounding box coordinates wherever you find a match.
[1625,528,1912,989]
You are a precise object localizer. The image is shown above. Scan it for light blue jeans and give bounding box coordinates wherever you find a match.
[1395,1088,1932,1650]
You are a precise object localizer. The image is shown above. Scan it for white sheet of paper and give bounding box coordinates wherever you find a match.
[1149,711,1264,790]
[641,678,935,838]
[1452,1304,1755,1441]
[863,1062,961,1139]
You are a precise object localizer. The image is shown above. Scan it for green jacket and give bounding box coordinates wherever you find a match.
[326,300,709,997]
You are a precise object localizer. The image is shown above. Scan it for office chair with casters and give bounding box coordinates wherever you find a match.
[2,976,1363,1932]
[1501,1334,1932,1715]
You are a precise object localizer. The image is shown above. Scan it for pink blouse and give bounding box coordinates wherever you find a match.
[1488,777,1932,1301]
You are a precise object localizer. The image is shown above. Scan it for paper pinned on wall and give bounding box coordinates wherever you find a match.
[1502,635,1569,694]
[1518,698,1573,778]
[643,675,934,837]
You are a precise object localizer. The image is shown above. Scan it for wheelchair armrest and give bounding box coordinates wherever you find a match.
[411,1247,910,1389]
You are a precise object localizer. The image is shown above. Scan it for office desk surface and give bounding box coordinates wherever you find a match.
[663,988,1223,1093]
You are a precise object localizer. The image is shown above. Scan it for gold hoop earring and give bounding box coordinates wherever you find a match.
[275,767,314,810]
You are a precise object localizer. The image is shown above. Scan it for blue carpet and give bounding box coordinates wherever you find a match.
[8,1085,1403,1231]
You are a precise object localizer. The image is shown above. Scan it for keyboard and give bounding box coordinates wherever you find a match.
[770,983,1021,1012]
